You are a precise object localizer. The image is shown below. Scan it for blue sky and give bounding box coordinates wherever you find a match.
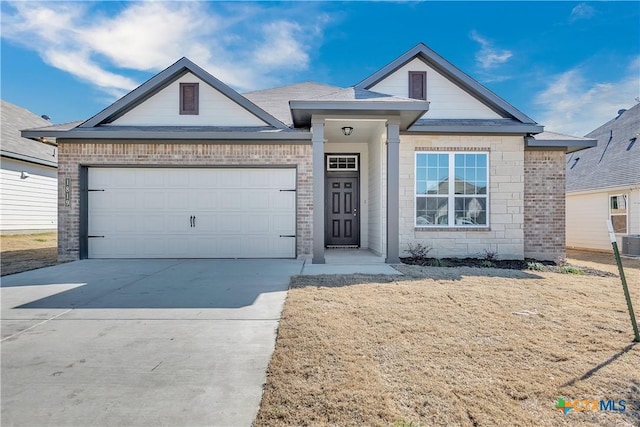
[1,1,639,136]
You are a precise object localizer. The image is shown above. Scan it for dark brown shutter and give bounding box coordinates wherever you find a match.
[180,83,199,115]
[409,71,426,100]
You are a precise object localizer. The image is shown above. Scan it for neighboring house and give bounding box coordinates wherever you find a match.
[1,100,58,233]
[23,43,595,262]
[566,104,640,252]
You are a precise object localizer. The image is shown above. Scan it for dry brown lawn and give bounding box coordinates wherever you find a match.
[1,232,58,276]
[256,252,640,426]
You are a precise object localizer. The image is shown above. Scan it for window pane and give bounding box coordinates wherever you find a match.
[455,197,487,225]
[417,154,427,167]
[416,197,447,225]
[416,182,427,194]
[428,155,437,167]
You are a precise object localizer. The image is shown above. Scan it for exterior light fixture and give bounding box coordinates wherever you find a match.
[21,171,30,179]
[341,126,354,136]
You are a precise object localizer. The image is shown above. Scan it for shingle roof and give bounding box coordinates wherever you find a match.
[1,100,58,167]
[566,103,640,192]
[243,82,343,126]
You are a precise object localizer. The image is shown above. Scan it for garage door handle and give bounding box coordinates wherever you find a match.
[279,235,295,238]
[193,216,196,227]
[189,216,194,227]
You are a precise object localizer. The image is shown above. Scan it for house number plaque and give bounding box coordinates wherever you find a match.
[64,178,70,207]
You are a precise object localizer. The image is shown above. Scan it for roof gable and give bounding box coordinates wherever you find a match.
[356,43,536,124]
[80,57,287,129]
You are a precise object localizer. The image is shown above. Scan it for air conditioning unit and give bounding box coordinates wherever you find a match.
[621,235,640,256]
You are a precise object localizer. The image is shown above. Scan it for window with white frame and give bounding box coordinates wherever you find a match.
[609,194,628,234]
[415,152,488,227]
[327,155,358,171]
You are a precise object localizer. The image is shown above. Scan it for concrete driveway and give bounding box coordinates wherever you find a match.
[1,259,303,427]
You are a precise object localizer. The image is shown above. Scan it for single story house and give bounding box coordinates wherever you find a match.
[1,100,58,233]
[566,104,640,253]
[23,43,595,262]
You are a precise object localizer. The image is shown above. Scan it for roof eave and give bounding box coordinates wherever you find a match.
[525,137,597,153]
[21,128,311,141]
[289,100,429,129]
[1,150,57,168]
[409,123,544,135]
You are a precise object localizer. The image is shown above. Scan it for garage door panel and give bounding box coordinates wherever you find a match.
[250,192,270,209]
[88,167,296,258]
[272,214,295,234]
[141,192,165,209]
[271,169,296,189]
[247,215,270,233]
[271,191,295,210]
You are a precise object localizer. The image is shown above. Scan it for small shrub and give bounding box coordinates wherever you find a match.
[407,243,432,259]
[560,266,585,275]
[430,258,448,267]
[555,255,568,267]
[395,420,421,427]
[481,260,494,268]
[527,261,545,271]
[482,248,498,262]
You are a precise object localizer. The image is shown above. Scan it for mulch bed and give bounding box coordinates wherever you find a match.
[400,257,617,277]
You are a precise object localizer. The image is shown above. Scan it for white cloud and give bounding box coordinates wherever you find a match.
[254,21,310,70]
[533,58,640,136]
[1,1,330,97]
[470,30,513,70]
[569,3,595,23]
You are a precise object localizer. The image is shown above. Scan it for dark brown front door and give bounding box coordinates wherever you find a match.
[325,176,359,246]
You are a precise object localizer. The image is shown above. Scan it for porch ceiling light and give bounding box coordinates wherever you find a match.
[341,126,354,136]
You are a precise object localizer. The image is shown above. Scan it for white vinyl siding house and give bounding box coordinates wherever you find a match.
[0,157,57,231]
[1,100,58,233]
[566,105,640,252]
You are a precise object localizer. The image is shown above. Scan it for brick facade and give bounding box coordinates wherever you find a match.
[523,150,566,261]
[57,140,312,261]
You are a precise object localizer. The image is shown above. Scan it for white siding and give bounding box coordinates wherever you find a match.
[369,58,502,120]
[567,188,640,251]
[109,73,268,127]
[0,157,57,231]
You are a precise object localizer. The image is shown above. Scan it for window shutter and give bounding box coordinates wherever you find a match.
[180,83,199,115]
[408,71,426,100]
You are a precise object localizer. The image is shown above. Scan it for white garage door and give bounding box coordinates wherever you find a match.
[88,168,296,258]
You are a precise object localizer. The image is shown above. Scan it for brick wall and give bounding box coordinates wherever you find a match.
[57,140,312,260]
[523,150,566,261]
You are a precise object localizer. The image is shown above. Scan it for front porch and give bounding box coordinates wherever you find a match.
[310,117,404,264]
[300,248,400,275]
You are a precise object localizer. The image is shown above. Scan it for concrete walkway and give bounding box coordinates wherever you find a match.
[1,259,303,427]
